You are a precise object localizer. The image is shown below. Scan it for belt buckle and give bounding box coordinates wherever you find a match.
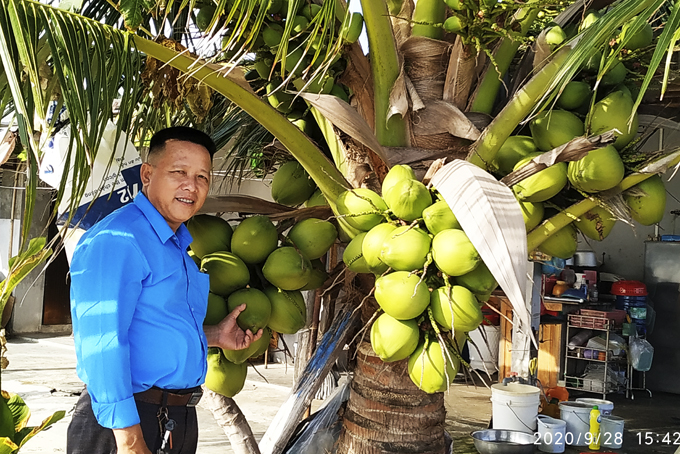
[186,390,203,407]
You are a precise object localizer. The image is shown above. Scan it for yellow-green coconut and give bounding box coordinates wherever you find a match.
[231,215,279,264]
[262,247,312,291]
[432,229,480,276]
[370,313,420,362]
[494,136,539,175]
[530,109,585,151]
[574,205,617,241]
[422,200,461,235]
[512,154,568,203]
[223,327,272,364]
[227,288,272,333]
[343,232,372,273]
[264,287,307,334]
[374,271,430,320]
[624,175,667,225]
[187,214,233,259]
[381,164,416,195]
[518,200,544,232]
[568,145,625,193]
[201,251,251,297]
[288,218,337,260]
[408,338,459,394]
[380,226,432,272]
[587,90,638,150]
[337,188,388,231]
[204,293,229,325]
[430,285,483,332]
[205,348,248,398]
[537,223,578,259]
[383,179,433,222]
[361,222,397,275]
[455,261,498,296]
[271,161,317,206]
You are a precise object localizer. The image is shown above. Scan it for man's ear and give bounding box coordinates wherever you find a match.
[140,162,153,186]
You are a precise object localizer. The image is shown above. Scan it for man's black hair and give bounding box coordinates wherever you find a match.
[148,126,217,160]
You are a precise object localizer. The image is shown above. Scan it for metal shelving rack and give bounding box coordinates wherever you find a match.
[563,315,626,399]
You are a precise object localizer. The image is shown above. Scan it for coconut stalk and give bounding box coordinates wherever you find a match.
[360,0,409,148]
[201,388,261,454]
[469,3,541,115]
[526,149,680,251]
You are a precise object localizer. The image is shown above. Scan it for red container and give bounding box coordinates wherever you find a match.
[611,280,647,296]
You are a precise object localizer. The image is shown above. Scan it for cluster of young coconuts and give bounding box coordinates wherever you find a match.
[497,11,666,260]
[186,201,338,398]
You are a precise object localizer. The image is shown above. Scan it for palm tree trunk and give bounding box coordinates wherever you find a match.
[337,342,447,454]
[201,387,261,454]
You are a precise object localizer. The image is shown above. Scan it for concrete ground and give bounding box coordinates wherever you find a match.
[3,334,680,454]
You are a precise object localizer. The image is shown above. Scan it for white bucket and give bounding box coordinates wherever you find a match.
[537,415,567,453]
[468,325,500,371]
[490,383,540,434]
[558,401,592,446]
[601,415,625,448]
[575,398,614,415]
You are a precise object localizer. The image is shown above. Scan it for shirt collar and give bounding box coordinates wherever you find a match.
[133,193,193,249]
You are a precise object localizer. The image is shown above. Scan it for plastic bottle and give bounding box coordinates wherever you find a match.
[589,405,601,450]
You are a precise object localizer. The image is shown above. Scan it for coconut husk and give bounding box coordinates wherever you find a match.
[383,145,468,167]
[412,100,481,141]
[199,194,333,222]
[338,43,375,130]
[500,130,618,187]
[401,36,450,81]
[411,132,469,151]
[443,37,478,109]
[391,0,415,48]
[412,79,445,101]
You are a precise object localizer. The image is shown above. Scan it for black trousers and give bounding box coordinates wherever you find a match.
[66,388,199,454]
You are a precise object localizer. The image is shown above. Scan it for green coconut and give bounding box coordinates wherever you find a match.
[432,229,480,277]
[271,161,317,207]
[231,215,279,264]
[537,223,578,259]
[601,59,627,87]
[227,288,272,333]
[430,285,483,332]
[262,247,312,291]
[341,12,364,44]
[380,226,432,272]
[494,136,539,175]
[588,90,639,150]
[374,271,430,320]
[223,327,272,364]
[556,81,591,111]
[530,109,585,151]
[188,249,201,267]
[579,9,600,31]
[620,18,653,50]
[381,164,417,196]
[361,222,397,275]
[422,200,461,235]
[264,287,307,334]
[337,188,388,231]
[204,293,229,325]
[288,218,337,260]
[300,259,329,291]
[370,313,420,362]
[574,205,617,241]
[455,262,498,296]
[408,337,459,394]
[568,145,625,193]
[544,25,567,48]
[201,251,251,297]
[343,232,372,273]
[305,189,328,207]
[383,179,433,222]
[186,214,233,259]
[624,175,667,225]
[195,5,217,32]
[205,348,248,398]
[512,154,568,203]
[518,200,544,232]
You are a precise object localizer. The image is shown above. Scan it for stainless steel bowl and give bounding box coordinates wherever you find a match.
[573,250,597,267]
[471,429,536,454]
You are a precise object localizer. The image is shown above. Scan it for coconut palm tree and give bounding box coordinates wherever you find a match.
[2,0,680,453]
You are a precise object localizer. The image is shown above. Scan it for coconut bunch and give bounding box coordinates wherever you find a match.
[333,164,500,393]
[487,12,666,259]
[185,211,338,397]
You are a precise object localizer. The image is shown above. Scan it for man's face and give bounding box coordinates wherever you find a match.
[140,139,212,231]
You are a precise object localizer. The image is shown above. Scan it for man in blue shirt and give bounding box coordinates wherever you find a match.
[67,127,262,454]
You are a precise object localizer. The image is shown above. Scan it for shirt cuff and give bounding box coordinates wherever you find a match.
[90,395,140,429]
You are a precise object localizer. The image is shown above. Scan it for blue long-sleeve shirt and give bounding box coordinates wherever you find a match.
[70,193,209,429]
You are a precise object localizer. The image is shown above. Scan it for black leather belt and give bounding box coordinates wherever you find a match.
[134,387,203,407]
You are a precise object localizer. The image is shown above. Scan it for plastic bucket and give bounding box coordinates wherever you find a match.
[558,401,592,446]
[575,398,614,416]
[490,383,540,434]
[537,415,566,453]
[601,415,625,449]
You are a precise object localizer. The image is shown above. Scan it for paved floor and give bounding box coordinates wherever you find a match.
[2,334,680,453]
